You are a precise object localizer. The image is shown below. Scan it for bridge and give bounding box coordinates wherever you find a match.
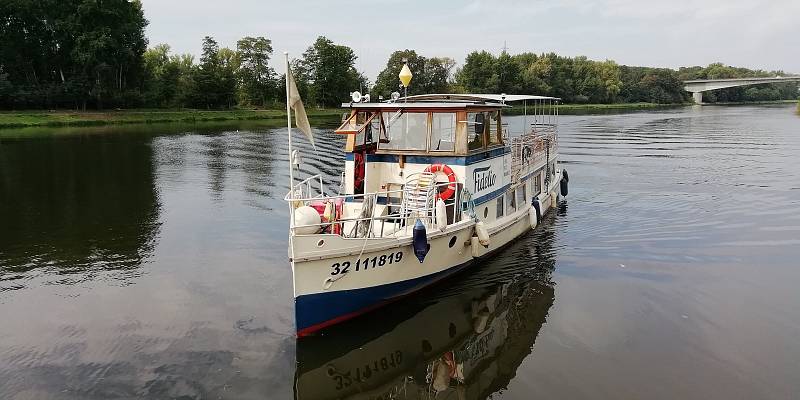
[684,76,800,104]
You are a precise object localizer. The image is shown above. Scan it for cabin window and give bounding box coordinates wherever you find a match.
[353,112,379,146]
[430,113,456,151]
[381,112,428,151]
[487,111,502,146]
[517,186,526,208]
[496,196,504,218]
[337,111,375,135]
[467,112,486,151]
[506,190,516,215]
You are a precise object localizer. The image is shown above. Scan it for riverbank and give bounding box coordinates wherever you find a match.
[2,100,795,129]
[0,109,343,129]
[0,103,684,129]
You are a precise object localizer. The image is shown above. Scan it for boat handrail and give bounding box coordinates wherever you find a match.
[286,176,472,238]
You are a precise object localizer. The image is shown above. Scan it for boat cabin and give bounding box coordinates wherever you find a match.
[287,94,560,240]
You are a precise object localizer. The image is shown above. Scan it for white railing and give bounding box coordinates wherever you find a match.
[284,174,474,238]
[509,127,558,183]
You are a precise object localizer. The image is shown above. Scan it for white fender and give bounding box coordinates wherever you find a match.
[294,206,321,235]
[529,207,538,229]
[475,221,490,247]
[435,198,447,231]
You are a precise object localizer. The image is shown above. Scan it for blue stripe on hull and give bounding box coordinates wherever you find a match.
[295,261,473,334]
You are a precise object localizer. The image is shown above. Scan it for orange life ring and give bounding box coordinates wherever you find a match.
[424,163,457,200]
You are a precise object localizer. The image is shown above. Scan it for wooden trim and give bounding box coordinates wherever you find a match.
[335,110,375,135]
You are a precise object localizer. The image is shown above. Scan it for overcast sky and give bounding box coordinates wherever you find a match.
[141,0,799,82]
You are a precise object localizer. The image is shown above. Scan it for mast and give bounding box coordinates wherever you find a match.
[285,52,295,191]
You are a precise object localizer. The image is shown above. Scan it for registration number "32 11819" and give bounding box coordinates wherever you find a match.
[330,252,403,276]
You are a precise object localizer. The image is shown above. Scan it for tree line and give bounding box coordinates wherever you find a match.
[1,1,796,110]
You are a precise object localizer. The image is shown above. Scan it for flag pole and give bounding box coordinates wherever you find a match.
[285,52,294,192]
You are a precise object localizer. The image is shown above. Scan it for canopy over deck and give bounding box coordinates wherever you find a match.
[340,101,507,109]
[341,94,561,109]
[399,94,561,103]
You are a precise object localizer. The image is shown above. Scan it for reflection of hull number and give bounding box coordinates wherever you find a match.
[331,350,403,390]
[330,252,403,276]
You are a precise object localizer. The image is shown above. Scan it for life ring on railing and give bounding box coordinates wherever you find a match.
[424,163,457,200]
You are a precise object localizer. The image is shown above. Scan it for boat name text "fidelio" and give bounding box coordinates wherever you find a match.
[473,166,497,193]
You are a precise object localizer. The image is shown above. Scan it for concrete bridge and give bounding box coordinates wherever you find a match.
[684,76,800,104]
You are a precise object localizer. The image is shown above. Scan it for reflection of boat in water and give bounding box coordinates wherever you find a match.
[294,224,557,399]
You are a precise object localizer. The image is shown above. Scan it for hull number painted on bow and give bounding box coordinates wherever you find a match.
[330,251,404,275]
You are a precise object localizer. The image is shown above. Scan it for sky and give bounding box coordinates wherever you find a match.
[140,0,800,82]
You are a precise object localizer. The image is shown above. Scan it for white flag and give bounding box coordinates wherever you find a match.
[287,68,314,148]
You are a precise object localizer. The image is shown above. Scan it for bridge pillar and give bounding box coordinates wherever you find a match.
[692,91,703,104]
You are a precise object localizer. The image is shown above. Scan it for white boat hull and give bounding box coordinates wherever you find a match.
[292,175,561,336]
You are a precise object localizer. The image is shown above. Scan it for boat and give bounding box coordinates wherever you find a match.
[285,84,568,336]
[294,229,556,399]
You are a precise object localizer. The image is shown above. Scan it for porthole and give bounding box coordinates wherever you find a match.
[483,207,489,218]
[448,236,457,248]
[316,239,325,247]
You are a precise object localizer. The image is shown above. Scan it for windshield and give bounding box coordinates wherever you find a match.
[380,112,428,151]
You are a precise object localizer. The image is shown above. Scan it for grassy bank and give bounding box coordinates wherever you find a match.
[1,100,795,129]
[0,108,343,129]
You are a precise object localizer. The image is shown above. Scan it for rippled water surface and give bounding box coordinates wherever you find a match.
[1,105,799,399]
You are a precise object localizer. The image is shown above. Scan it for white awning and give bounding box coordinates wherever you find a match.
[399,94,561,103]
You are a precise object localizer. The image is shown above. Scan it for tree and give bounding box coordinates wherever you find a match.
[297,36,366,107]
[217,47,239,108]
[495,51,521,94]
[194,36,236,108]
[0,0,148,109]
[373,50,426,97]
[455,51,498,93]
[236,36,276,107]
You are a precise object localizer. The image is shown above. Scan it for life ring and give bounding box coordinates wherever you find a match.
[424,163,457,200]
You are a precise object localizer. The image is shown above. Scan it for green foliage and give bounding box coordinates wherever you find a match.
[372,50,455,97]
[0,0,148,109]
[0,0,795,110]
[295,36,367,107]
[194,37,237,109]
[236,36,277,107]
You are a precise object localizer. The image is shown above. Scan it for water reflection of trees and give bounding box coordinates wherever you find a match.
[0,135,160,288]
[295,222,558,400]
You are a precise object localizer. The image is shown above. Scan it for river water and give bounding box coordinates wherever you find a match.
[1,105,798,399]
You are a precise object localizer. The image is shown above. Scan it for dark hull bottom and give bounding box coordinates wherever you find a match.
[295,259,475,337]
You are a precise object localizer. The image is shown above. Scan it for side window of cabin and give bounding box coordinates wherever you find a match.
[534,172,542,195]
[353,111,369,146]
[467,112,485,151]
[430,113,456,151]
[517,185,526,208]
[381,112,428,151]
[487,111,502,146]
[496,196,504,218]
[506,190,516,215]
[365,113,380,145]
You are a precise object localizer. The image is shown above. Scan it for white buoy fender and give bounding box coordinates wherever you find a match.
[529,207,538,229]
[435,198,447,231]
[294,206,322,235]
[475,221,490,247]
